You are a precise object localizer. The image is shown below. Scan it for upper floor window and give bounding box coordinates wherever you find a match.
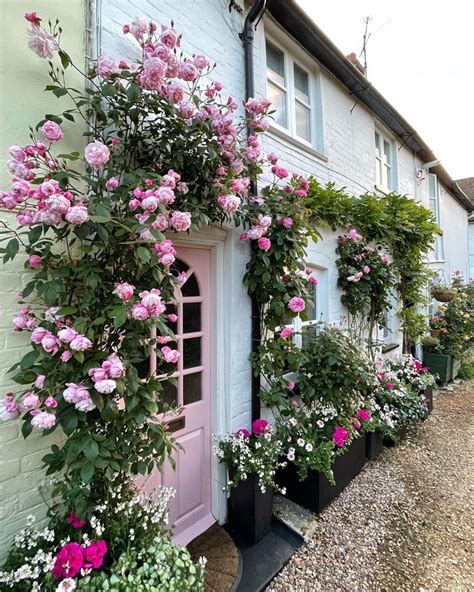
[428,173,445,261]
[374,130,395,191]
[265,39,314,144]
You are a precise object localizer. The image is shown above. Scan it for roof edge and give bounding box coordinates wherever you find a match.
[267,0,472,212]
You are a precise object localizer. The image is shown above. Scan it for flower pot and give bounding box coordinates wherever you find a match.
[383,424,407,447]
[452,358,461,380]
[366,431,384,460]
[228,473,273,544]
[422,350,452,385]
[421,386,434,419]
[431,289,457,302]
[278,435,366,514]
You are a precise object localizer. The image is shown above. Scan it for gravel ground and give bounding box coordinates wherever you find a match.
[267,381,474,592]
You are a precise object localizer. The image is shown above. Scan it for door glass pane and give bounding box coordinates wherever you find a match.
[158,379,178,411]
[181,272,200,297]
[183,372,202,405]
[183,302,201,333]
[266,42,285,86]
[172,259,189,276]
[295,101,311,141]
[267,81,287,128]
[183,337,201,369]
[305,285,317,321]
[157,340,178,374]
[294,64,309,103]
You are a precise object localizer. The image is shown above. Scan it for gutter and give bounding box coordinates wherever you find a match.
[267,0,472,213]
[241,0,270,423]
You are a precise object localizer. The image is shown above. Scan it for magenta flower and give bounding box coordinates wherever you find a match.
[386,383,394,390]
[67,511,88,529]
[252,418,269,435]
[288,297,305,313]
[29,255,42,268]
[235,428,250,439]
[280,327,293,339]
[357,409,371,422]
[332,426,349,447]
[52,543,84,580]
[82,540,107,570]
[258,237,271,251]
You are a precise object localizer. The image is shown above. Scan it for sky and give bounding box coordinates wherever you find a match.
[296,0,474,181]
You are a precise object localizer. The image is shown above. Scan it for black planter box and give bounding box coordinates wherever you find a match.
[229,473,273,544]
[366,431,384,460]
[383,424,407,447]
[421,386,434,419]
[278,435,367,514]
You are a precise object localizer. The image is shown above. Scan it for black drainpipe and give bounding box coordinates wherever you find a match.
[241,0,269,422]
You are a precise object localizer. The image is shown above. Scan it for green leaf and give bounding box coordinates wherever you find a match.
[126,84,141,101]
[52,87,68,98]
[20,350,40,370]
[113,308,127,328]
[83,439,99,461]
[58,306,78,316]
[5,238,19,260]
[61,413,78,435]
[74,351,84,363]
[80,461,95,483]
[101,83,116,97]
[58,50,71,70]
[137,246,151,262]
[28,226,42,244]
[43,284,57,306]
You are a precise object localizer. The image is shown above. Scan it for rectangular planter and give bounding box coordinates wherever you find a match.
[383,424,407,447]
[278,435,366,514]
[366,431,384,460]
[229,473,273,544]
[452,358,461,380]
[422,351,452,385]
[421,386,434,419]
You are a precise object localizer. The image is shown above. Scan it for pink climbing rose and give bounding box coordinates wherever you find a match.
[42,121,63,142]
[84,140,110,169]
[288,297,305,313]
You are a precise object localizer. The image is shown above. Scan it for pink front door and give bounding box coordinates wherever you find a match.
[142,247,214,546]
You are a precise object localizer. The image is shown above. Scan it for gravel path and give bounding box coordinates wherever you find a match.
[267,381,474,592]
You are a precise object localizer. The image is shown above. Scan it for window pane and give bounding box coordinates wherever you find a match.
[305,285,317,321]
[183,372,202,405]
[158,379,178,411]
[302,325,318,349]
[295,101,311,141]
[181,272,200,297]
[375,132,380,156]
[267,81,287,128]
[183,337,201,369]
[428,174,438,198]
[294,64,309,103]
[266,42,285,86]
[383,140,391,166]
[183,302,201,333]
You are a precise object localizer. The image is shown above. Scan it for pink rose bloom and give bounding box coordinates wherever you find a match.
[63,383,83,403]
[382,255,390,264]
[70,335,92,351]
[17,211,34,225]
[193,54,209,69]
[288,297,305,313]
[252,418,269,435]
[82,540,107,570]
[280,327,293,339]
[271,165,289,179]
[84,140,110,170]
[218,194,241,213]
[352,419,361,430]
[65,204,89,225]
[128,17,148,41]
[75,395,96,412]
[96,55,119,78]
[13,314,28,330]
[106,177,119,189]
[152,214,169,231]
[28,255,42,269]
[41,333,60,355]
[57,327,78,343]
[363,265,371,274]
[347,229,362,240]
[160,25,180,49]
[21,392,40,410]
[248,226,263,240]
[386,382,394,390]
[9,145,26,161]
[141,195,159,212]
[357,409,371,422]
[94,379,117,394]
[239,232,249,241]
[347,272,363,283]
[25,12,42,26]
[155,187,175,205]
[27,26,56,59]
[179,101,195,119]
[44,194,70,215]
[235,428,250,439]
[52,542,83,580]
[0,395,20,421]
[35,374,46,389]
[281,217,293,229]
[258,237,271,251]
[168,314,178,323]
[45,396,58,408]
[159,252,175,266]
[67,511,88,529]
[113,282,135,301]
[31,410,56,430]
[140,289,163,309]
[142,57,166,90]
[60,350,73,362]
[167,83,185,104]
[42,121,63,142]
[105,354,125,378]
[161,346,180,364]
[170,211,192,232]
[180,61,198,82]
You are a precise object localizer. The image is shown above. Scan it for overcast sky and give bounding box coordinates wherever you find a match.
[297,0,473,181]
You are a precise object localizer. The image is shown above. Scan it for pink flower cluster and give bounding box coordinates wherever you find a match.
[67,511,88,529]
[154,240,176,266]
[131,288,166,320]
[12,306,38,331]
[52,540,107,580]
[288,296,305,313]
[252,418,269,435]
[63,383,95,412]
[25,13,57,60]
[30,325,92,359]
[88,354,125,395]
[332,426,350,447]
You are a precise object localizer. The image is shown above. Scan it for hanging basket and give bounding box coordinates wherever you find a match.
[431,289,457,302]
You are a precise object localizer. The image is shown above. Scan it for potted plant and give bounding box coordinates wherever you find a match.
[421,335,452,385]
[215,419,285,543]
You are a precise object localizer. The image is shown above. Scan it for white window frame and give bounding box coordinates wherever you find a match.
[428,173,445,262]
[374,128,397,192]
[264,29,323,152]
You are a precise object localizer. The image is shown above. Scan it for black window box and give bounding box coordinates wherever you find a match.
[421,386,434,419]
[366,431,384,460]
[383,424,408,447]
[277,435,367,514]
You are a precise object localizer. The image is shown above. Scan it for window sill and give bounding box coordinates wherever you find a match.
[268,125,328,163]
[428,259,447,265]
[382,343,399,354]
[374,184,393,195]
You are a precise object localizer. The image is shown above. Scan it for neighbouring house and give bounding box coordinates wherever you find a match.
[0,0,471,556]
[455,177,474,279]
